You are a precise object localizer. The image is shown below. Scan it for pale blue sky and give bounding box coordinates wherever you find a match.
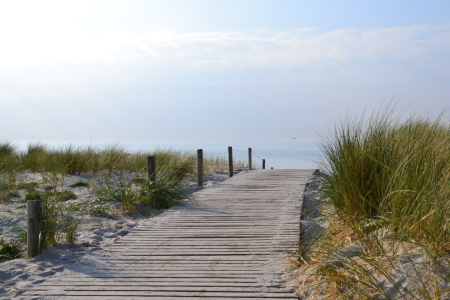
[1,0,449,139]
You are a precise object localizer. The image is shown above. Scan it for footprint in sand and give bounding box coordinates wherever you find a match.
[36,270,56,277]
[51,266,64,272]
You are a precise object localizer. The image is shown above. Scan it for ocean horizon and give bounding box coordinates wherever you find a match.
[10,138,322,170]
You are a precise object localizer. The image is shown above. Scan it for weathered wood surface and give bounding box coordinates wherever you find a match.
[22,169,314,299]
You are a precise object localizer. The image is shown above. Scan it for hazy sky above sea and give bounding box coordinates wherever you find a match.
[1,0,449,140]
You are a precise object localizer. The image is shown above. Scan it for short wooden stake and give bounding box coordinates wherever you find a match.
[27,200,42,258]
[197,149,203,187]
[262,159,266,169]
[148,156,156,181]
[228,146,233,177]
[248,148,252,170]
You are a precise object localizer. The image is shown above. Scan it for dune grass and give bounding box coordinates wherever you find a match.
[203,155,248,173]
[319,108,450,253]
[0,237,22,261]
[1,141,247,177]
[297,107,450,299]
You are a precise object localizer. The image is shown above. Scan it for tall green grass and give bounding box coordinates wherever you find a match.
[0,237,22,261]
[1,142,247,177]
[96,171,194,212]
[304,107,450,298]
[0,142,20,182]
[39,195,60,250]
[203,155,247,173]
[319,108,450,253]
[94,149,197,212]
[0,143,199,177]
[20,143,127,175]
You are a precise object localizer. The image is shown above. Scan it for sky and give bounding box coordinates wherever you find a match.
[1,0,449,140]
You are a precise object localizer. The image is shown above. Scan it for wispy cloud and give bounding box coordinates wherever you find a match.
[111,24,450,68]
[1,24,449,68]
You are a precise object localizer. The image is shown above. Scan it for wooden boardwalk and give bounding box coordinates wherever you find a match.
[22,169,314,299]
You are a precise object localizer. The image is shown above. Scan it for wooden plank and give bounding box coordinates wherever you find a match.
[37,281,264,287]
[40,278,262,284]
[22,296,296,300]
[25,291,297,298]
[28,286,291,292]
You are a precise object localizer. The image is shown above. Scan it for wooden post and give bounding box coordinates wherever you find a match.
[248,148,252,170]
[262,159,266,169]
[197,149,203,187]
[148,156,156,181]
[228,146,233,177]
[27,200,42,258]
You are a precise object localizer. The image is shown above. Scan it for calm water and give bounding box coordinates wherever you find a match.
[12,138,322,169]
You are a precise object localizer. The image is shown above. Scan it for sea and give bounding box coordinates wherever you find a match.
[11,138,323,170]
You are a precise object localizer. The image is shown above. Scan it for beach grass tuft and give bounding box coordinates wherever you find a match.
[0,237,22,261]
[296,106,450,299]
[69,181,89,188]
[0,141,17,157]
[60,213,82,244]
[318,107,450,253]
[39,196,60,250]
[0,142,20,173]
